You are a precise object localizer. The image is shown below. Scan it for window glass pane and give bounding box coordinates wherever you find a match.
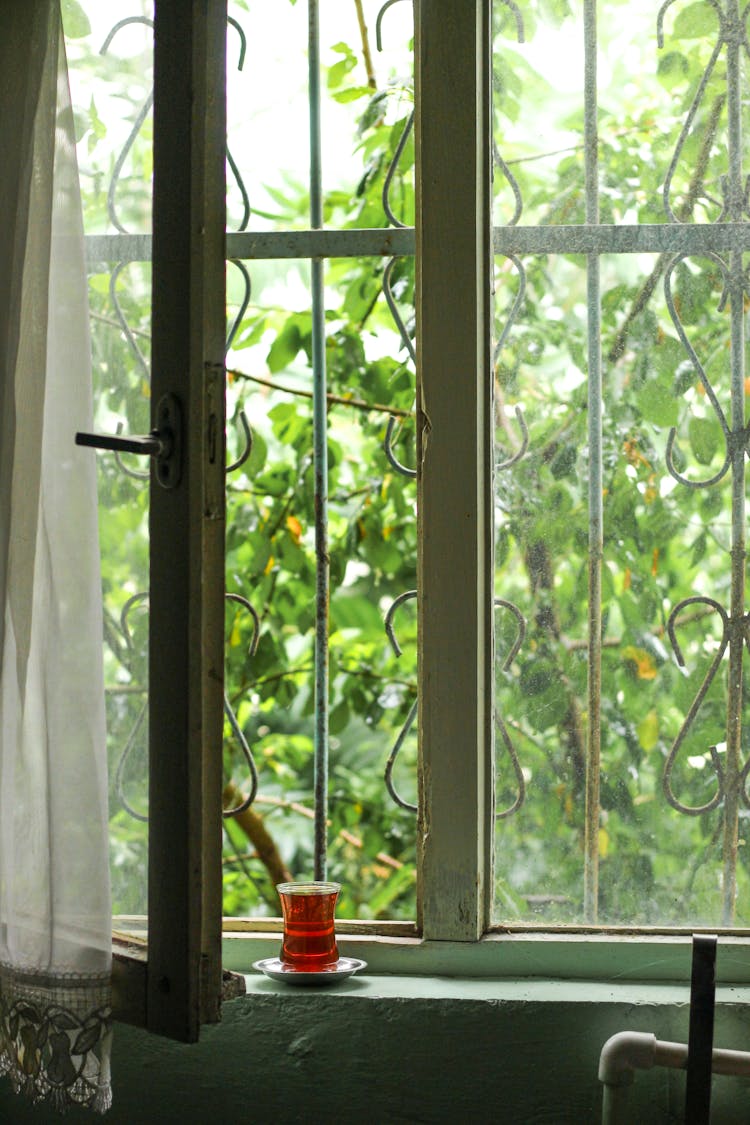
[492,0,750,926]
[66,6,152,925]
[224,1,417,921]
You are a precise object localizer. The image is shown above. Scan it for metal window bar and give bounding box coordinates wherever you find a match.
[583,0,603,924]
[307,0,330,882]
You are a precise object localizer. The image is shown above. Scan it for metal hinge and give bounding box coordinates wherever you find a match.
[75,392,183,489]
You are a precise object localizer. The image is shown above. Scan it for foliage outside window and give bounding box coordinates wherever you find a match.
[66,0,750,935]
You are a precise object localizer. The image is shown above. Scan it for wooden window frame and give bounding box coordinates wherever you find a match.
[112,0,227,1042]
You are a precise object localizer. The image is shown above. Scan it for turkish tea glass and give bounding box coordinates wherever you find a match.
[277,881,341,970]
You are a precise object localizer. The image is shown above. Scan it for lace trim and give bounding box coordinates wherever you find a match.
[0,967,112,1114]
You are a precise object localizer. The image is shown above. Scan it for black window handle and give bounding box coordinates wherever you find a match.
[76,392,182,490]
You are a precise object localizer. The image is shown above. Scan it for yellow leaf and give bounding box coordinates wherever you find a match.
[598,827,609,859]
[286,515,302,544]
[622,645,657,681]
[230,620,242,647]
[637,710,659,752]
[263,554,275,575]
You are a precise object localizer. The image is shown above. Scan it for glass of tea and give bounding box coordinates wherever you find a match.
[277,881,341,971]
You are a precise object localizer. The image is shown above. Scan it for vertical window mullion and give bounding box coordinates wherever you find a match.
[148,0,227,1040]
[416,0,493,941]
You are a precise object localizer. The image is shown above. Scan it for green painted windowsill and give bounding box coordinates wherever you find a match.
[240,970,750,1009]
[223,930,750,988]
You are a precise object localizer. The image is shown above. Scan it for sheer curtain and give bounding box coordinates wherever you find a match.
[0,0,112,1113]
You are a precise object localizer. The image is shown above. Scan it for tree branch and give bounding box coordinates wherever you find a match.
[223,782,292,888]
[228,367,412,418]
[607,94,726,365]
[354,0,377,89]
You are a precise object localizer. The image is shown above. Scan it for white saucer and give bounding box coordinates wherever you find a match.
[252,956,367,986]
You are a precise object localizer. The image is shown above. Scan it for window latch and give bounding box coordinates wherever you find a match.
[75,393,182,489]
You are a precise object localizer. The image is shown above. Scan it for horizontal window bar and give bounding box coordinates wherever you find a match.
[494,222,750,254]
[85,233,153,263]
[85,223,750,266]
[228,228,416,259]
[84,228,416,264]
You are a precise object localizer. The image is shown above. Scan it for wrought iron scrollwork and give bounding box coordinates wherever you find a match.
[656,0,748,223]
[383,590,418,813]
[381,592,528,819]
[113,593,150,822]
[491,0,525,227]
[112,592,262,822]
[663,253,733,489]
[494,599,527,819]
[222,593,262,817]
[662,596,729,815]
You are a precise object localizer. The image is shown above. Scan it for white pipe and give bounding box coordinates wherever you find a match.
[599,1030,750,1124]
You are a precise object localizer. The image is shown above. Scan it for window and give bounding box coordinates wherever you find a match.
[66,0,750,1041]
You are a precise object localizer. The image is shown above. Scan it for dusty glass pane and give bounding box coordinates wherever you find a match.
[224,0,417,920]
[223,252,417,920]
[492,0,750,926]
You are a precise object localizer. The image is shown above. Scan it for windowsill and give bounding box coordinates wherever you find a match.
[239,969,750,1009]
[112,925,750,1030]
[222,930,750,986]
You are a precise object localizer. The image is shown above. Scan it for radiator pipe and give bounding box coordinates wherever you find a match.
[599,1031,750,1124]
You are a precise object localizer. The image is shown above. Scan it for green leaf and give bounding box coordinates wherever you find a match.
[653,335,685,379]
[636,381,678,427]
[657,51,690,90]
[266,322,302,373]
[327,43,357,90]
[329,700,350,735]
[688,416,721,465]
[672,2,719,39]
[332,86,373,105]
[243,424,267,476]
[689,531,707,566]
[519,661,554,696]
[549,445,577,479]
[61,0,90,38]
[330,594,383,632]
[268,402,307,445]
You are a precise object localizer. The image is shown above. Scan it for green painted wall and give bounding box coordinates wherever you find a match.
[2,978,750,1123]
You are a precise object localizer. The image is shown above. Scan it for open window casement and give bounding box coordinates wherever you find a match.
[106,0,228,1042]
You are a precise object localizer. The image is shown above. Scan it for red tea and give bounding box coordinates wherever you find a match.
[277,882,341,970]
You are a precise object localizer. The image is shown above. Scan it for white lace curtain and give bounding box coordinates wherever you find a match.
[0,0,112,1113]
